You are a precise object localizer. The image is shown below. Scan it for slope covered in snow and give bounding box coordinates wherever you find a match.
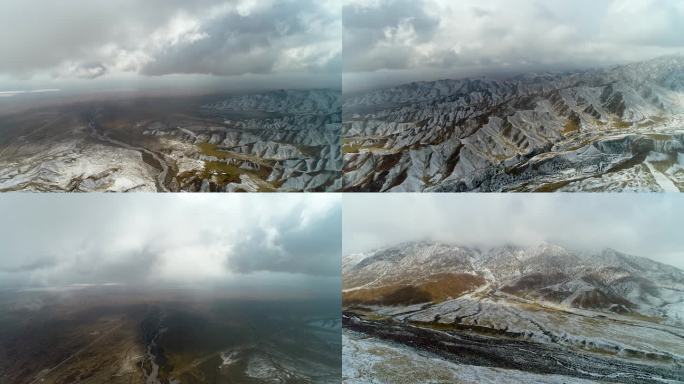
[343,241,684,324]
[343,56,684,192]
[0,88,342,192]
[343,241,684,383]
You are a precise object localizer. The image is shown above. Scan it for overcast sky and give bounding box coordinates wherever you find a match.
[0,194,341,296]
[343,0,684,91]
[0,0,341,93]
[343,194,684,270]
[7,1,684,94]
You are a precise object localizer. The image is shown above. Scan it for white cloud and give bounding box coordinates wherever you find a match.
[343,194,684,270]
[0,0,341,83]
[0,194,341,288]
[343,0,684,88]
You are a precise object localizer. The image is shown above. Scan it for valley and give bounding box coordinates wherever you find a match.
[0,287,342,384]
[0,89,341,192]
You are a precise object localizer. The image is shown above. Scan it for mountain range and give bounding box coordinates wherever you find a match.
[0,89,341,192]
[343,241,684,324]
[343,56,684,192]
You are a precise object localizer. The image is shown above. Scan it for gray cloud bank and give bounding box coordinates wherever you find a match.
[0,0,340,87]
[343,194,684,270]
[343,0,684,89]
[6,0,684,93]
[0,194,341,290]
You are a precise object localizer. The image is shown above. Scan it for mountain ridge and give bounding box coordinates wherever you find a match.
[343,55,684,192]
[343,241,684,324]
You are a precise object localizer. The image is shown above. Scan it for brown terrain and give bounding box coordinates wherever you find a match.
[343,273,485,306]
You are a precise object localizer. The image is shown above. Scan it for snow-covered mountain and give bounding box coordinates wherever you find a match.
[343,241,684,323]
[343,56,684,192]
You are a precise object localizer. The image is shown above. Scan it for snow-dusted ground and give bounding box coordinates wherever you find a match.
[343,241,684,382]
[384,294,684,362]
[343,330,602,384]
[0,89,342,192]
[0,141,158,192]
[159,138,205,174]
[344,56,684,192]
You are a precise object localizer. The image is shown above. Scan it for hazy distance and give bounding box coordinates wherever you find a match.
[0,194,341,298]
[343,0,684,91]
[343,194,684,270]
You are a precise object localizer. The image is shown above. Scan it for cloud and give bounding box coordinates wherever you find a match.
[0,258,58,273]
[229,202,341,276]
[71,62,108,79]
[343,0,684,88]
[142,0,341,77]
[0,0,341,81]
[342,194,684,270]
[0,194,341,289]
[343,0,439,72]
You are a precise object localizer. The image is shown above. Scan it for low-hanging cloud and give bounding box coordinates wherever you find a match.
[343,194,684,270]
[343,0,684,89]
[230,203,341,276]
[0,194,341,288]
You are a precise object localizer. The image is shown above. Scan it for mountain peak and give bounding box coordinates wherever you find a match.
[343,241,684,322]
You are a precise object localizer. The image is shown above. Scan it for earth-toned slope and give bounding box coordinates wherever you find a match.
[342,241,684,383]
[343,56,684,192]
[0,89,341,192]
[343,241,684,323]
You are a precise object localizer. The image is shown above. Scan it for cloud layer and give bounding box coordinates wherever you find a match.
[343,194,684,270]
[343,0,684,89]
[0,194,341,290]
[5,0,684,92]
[0,0,340,84]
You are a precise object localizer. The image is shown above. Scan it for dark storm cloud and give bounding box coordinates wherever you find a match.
[0,0,340,81]
[0,194,341,288]
[230,203,341,276]
[343,194,684,270]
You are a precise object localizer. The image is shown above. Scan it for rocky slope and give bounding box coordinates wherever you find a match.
[343,241,684,323]
[0,89,342,192]
[343,56,684,191]
[146,89,342,192]
[343,241,684,383]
